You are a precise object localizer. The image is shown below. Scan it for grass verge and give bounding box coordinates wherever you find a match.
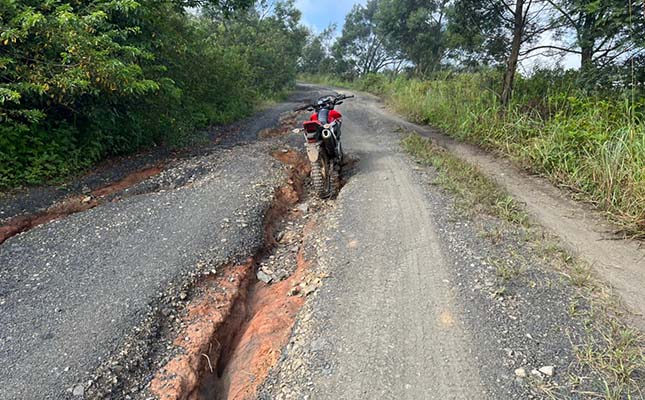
[402,133,528,226]
[403,132,644,399]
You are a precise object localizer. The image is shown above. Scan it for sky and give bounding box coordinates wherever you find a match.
[295,0,366,34]
[292,0,579,71]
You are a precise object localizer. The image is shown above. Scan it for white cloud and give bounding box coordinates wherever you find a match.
[296,0,367,33]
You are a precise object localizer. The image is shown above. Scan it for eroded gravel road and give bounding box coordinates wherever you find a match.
[1,84,641,399]
[259,85,640,399]
[0,86,323,399]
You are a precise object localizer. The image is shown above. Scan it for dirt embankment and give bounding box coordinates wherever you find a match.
[149,149,320,400]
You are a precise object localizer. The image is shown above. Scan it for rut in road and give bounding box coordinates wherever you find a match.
[149,148,343,400]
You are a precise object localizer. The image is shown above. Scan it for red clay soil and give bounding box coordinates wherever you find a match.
[0,166,162,245]
[263,150,310,247]
[258,112,301,139]
[271,150,311,202]
[212,244,311,400]
[149,149,313,400]
[0,196,99,245]
[92,166,162,197]
[149,260,256,400]
[149,243,312,400]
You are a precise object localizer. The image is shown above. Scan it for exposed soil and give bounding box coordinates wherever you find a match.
[92,166,163,197]
[0,166,163,245]
[201,229,313,400]
[257,112,304,139]
[148,149,321,400]
[149,260,256,400]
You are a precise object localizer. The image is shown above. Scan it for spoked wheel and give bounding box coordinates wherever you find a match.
[311,151,341,199]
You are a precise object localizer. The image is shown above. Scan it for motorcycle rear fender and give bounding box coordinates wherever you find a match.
[305,142,320,163]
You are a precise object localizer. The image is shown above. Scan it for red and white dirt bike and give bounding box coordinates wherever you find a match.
[294,93,354,198]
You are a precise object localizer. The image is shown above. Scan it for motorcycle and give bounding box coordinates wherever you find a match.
[294,93,354,198]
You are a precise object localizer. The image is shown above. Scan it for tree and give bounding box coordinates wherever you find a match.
[0,0,309,187]
[333,1,401,78]
[376,0,451,74]
[215,0,307,93]
[449,0,556,106]
[545,0,643,69]
[447,0,510,67]
[299,25,336,75]
[178,0,255,13]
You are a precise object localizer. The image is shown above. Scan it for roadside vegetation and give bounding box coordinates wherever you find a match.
[0,0,306,188]
[402,133,529,226]
[403,132,644,399]
[299,0,644,238]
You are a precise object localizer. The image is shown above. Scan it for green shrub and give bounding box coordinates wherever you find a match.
[0,1,304,188]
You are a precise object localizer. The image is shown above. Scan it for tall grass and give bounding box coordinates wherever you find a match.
[302,73,645,236]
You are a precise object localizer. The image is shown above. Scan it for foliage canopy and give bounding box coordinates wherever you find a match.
[0,0,305,187]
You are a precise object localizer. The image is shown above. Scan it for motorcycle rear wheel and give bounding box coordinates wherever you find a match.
[311,152,340,199]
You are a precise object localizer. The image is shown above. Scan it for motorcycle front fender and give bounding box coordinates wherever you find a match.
[305,142,320,163]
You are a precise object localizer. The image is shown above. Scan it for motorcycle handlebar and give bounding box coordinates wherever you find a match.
[294,94,354,112]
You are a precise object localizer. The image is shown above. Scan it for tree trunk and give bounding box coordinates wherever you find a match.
[579,13,596,69]
[580,45,593,69]
[500,0,525,108]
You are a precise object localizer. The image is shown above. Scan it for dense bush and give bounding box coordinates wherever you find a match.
[0,0,304,187]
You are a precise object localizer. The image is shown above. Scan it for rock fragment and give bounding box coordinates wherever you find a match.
[257,270,273,284]
[72,384,85,396]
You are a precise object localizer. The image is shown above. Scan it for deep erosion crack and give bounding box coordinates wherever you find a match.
[149,149,323,400]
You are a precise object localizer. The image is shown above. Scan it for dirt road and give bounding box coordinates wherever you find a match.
[263,107,489,398]
[260,85,643,399]
[0,84,642,399]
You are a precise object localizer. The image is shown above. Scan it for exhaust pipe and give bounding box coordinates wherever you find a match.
[321,129,332,139]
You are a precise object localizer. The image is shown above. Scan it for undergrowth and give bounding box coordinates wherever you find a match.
[1,2,305,189]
